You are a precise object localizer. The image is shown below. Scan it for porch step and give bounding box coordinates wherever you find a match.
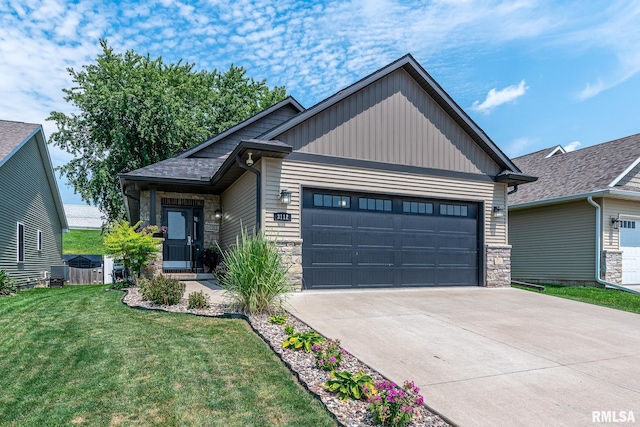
[163,273,215,281]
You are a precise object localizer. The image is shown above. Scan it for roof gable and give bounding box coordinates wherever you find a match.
[0,120,68,228]
[177,97,303,159]
[511,133,640,206]
[260,54,521,175]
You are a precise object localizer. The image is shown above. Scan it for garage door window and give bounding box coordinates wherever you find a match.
[403,201,433,215]
[313,193,350,209]
[440,204,468,217]
[359,197,392,212]
[621,220,636,229]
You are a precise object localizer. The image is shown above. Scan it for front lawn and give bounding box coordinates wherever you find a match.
[514,283,640,315]
[0,286,335,426]
[63,229,106,254]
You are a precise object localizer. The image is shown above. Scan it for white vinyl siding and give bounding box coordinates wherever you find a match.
[509,200,596,282]
[220,167,257,249]
[262,158,507,245]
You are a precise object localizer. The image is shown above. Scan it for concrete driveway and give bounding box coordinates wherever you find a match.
[288,287,640,426]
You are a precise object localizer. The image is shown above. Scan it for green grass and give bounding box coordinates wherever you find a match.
[63,229,106,254]
[0,286,336,427]
[514,284,640,315]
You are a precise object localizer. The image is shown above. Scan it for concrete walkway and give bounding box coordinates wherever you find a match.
[288,287,640,427]
[182,280,227,305]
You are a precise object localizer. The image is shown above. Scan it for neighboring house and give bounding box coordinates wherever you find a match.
[62,254,103,269]
[509,134,640,287]
[0,120,68,287]
[64,204,104,229]
[120,54,535,290]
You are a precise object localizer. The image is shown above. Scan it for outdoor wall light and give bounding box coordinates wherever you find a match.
[612,217,620,229]
[246,152,254,167]
[492,206,505,218]
[214,208,222,220]
[279,189,292,205]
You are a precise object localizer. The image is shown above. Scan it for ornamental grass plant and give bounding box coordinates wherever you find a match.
[217,228,292,315]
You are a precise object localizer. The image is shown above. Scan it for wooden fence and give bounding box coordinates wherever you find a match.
[67,267,103,284]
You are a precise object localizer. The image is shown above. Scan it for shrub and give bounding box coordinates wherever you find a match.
[111,279,134,290]
[284,324,295,336]
[268,315,287,325]
[325,371,375,401]
[199,247,220,272]
[368,380,424,427]
[187,290,210,310]
[103,220,162,279]
[217,228,291,314]
[312,339,347,371]
[138,275,185,305]
[0,270,17,296]
[282,331,325,353]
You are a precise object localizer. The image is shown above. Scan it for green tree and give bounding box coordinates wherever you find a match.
[103,221,161,280]
[49,39,286,221]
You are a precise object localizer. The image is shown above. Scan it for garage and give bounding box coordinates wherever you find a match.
[620,219,640,285]
[301,188,480,289]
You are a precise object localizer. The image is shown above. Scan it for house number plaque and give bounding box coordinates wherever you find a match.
[204,222,219,232]
[273,212,292,222]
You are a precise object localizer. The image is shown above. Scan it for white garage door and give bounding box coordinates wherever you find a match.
[620,219,640,285]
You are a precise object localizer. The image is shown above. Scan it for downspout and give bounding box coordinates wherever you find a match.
[508,185,519,195]
[587,196,640,294]
[235,154,261,232]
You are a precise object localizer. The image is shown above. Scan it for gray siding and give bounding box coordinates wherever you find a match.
[0,136,63,286]
[602,198,640,250]
[220,168,257,249]
[275,68,501,176]
[262,158,508,245]
[509,200,596,283]
[617,162,640,188]
[192,104,300,159]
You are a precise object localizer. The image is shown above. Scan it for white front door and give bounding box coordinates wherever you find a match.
[620,219,640,285]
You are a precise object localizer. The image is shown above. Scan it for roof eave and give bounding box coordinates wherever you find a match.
[609,155,640,187]
[495,171,538,186]
[33,127,68,229]
[509,188,640,210]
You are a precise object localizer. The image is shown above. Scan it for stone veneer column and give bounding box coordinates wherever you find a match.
[276,239,303,291]
[601,250,623,286]
[486,244,512,287]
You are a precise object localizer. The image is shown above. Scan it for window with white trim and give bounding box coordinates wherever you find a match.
[621,220,636,229]
[37,229,43,252]
[17,222,25,262]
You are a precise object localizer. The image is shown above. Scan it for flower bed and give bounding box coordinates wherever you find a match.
[123,287,451,427]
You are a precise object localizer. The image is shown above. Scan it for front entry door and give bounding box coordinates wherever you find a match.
[162,207,203,270]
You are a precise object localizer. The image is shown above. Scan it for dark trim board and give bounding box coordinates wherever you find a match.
[287,152,496,183]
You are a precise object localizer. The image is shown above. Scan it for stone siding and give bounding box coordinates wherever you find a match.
[601,250,623,286]
[486,244,511,287]
[276,238,303,291]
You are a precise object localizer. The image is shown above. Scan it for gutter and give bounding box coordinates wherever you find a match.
[235,154,261,232]
[510,188,640,211]
[586,196,640,294]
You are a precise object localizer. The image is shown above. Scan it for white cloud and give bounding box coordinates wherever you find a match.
[471,80,528,114]
[564,141,581,152]
[504,137,537,158]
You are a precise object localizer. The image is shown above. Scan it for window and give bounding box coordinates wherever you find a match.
[621,220,636,229]
[439,204,468,217]
[358,197,392,212]
[313,193,350,209]
[403,201,433,215]
[17,222,24,262]
[37,230,43,252]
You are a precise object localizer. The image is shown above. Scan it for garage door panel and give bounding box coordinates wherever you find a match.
[302,189,479,289]
[621,220,640,285]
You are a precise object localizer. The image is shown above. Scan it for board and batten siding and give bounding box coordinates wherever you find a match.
[0,136,63,286]
[220,167,257,249]
[275,68,501,176]
[192,104,299,159]
[602,197,640,250]
[261,158,507,245]
[509,200,596,283]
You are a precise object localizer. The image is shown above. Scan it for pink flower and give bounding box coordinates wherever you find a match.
[318,359,324,365]
[329,356,336,363]
[312,344,322,352]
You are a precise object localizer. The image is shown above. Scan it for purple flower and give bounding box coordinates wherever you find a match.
[318,359,324,365]
[417,396,424,405]
[312,344,322,352]
[340,349,349,355]
[328,356,336,363]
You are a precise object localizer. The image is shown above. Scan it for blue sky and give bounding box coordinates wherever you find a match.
[1,0,640,205]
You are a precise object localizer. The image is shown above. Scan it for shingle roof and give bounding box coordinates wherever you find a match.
[0,120,40,164]
[510,133,640,205]
[64,204,104,229]
[125,158,225,181]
